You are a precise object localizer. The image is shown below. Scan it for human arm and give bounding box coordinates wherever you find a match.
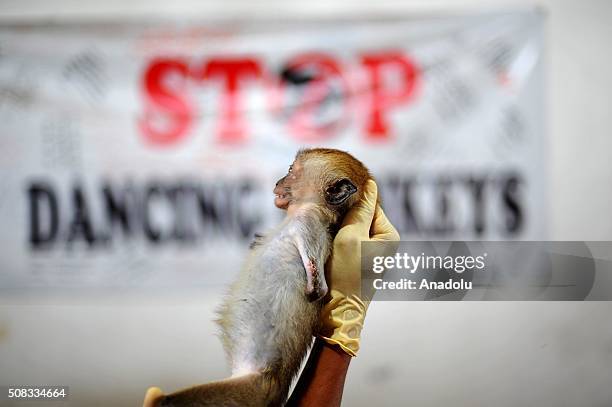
[287,180,400,406]
[285,338,351,407]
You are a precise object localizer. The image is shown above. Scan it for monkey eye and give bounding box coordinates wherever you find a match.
[288,165,293,173]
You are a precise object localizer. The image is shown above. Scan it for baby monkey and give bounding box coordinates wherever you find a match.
[154,148,372,406]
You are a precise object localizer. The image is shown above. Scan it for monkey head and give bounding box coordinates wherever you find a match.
[274,148,372,224]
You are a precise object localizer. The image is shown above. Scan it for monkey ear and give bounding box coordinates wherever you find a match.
[325,178,357,206]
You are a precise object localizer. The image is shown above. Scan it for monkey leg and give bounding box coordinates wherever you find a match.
[154,373,278,407]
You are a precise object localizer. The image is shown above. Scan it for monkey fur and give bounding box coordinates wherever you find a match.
[155,148,372,407]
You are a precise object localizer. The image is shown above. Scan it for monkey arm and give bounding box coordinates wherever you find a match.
[248,233,265,249]
[285,338,351,407]
[293,227,329,300]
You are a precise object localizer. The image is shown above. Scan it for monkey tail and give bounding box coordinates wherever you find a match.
[153,372,282,407]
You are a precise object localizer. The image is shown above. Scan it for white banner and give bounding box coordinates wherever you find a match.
[0,11,545,290]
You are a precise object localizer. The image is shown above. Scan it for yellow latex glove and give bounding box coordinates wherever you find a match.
[318,179,400,356]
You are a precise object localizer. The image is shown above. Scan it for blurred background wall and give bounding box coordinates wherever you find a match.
[0,1,611,407]
[0,0,610,241]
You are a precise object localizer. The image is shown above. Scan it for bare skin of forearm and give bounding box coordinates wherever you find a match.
[287,338,352,407]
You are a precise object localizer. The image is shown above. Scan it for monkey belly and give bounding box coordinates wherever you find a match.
[217,259,321,380]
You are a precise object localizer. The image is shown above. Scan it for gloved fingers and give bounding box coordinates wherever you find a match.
[371,204,400,242]
[143,387,164,407]
[341,179,378,235]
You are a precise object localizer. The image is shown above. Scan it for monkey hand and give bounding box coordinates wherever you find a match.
[318,179,400,356]
[142,386,163,407]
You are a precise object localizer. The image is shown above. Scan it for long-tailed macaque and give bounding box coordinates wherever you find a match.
[154,148,372,406]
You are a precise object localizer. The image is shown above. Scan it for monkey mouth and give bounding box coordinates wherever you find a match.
[274,193,290,209]
[273,185,291,209]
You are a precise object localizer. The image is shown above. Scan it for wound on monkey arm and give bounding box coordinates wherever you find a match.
[305,258,319,295]
[294,234,328,302]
